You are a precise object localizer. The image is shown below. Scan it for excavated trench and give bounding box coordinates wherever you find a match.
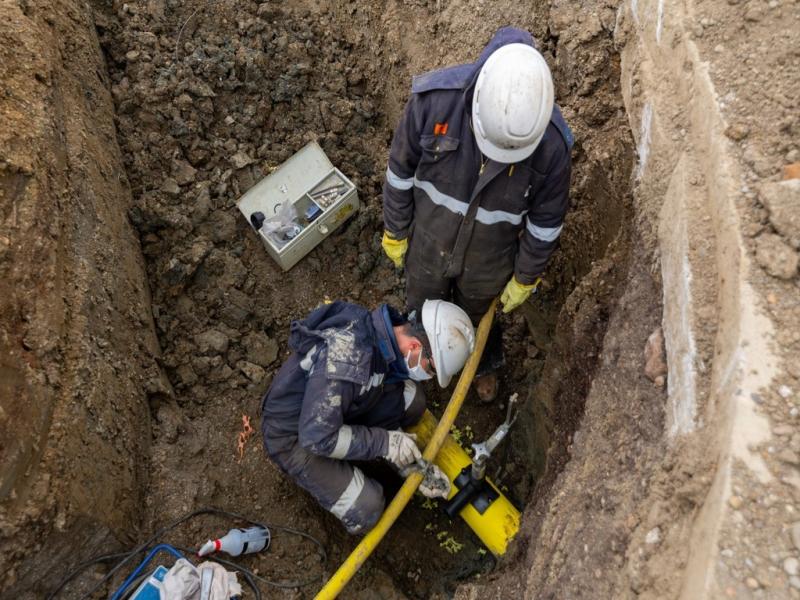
[92,1,636,596]
[1,1,649,598]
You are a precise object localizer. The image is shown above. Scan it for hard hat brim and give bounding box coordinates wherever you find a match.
[474,126,545,164]
[422,299,474,389]
[422,301,450,388]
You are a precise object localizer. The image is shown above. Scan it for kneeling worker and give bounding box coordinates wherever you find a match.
[260,299,475,533]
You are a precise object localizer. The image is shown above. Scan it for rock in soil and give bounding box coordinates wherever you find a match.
[644,327,667,382]
[755,233,799,279]
[760,179,800,248]
[784,557,800,577]
[791,522,800,550]
[237,360,266,383]
[243,331,278,367]
[195,329,230,355]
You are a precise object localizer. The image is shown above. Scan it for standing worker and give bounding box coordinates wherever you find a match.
[260,299,474,534]
[381,26,574,402]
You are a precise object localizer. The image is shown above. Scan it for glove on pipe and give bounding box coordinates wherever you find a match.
[416,463,451,499]
[397,461,451,499]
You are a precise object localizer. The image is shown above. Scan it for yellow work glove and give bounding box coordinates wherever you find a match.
[500,276,541,313]
[381,231,408,268]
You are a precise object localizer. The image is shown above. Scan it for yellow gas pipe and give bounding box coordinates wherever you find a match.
[315,299,516,600]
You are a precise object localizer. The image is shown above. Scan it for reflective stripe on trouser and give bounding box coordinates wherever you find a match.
[263,382,427,533]
[271,443,385,534]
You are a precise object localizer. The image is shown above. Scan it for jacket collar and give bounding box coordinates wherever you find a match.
[370,305,409,378]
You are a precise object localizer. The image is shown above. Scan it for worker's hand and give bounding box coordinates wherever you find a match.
[500,276,541,313]
[398,461,451,498]
[418,463,451,499]
[381,231,408,269]
[384,430,422,469]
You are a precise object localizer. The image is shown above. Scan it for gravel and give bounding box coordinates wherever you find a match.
[784,557,799,576]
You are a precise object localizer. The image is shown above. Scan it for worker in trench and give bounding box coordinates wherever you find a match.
[260,299,474,533]
[381,26,574,402]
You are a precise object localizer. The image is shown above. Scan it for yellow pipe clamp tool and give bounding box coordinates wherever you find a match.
[408,411,520,556]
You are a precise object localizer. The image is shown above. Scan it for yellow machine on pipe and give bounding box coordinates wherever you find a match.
[315,299,504,600]
[407,410,520,557]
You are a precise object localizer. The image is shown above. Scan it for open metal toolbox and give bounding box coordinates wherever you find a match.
[236,141,359,271]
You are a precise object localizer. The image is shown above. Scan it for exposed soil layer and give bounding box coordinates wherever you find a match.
[1,0,680,598]
[0,1,161,595]
[3,0,799,598]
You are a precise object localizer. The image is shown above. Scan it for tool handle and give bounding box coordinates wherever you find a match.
[504,392,519,425]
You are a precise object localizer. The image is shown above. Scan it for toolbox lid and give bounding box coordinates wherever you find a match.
[237,140,335,221]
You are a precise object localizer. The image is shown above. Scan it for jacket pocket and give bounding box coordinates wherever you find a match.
[419,133,460,156]
[416,134,461,184]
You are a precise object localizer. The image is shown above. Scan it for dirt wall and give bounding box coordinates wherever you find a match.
[616,0,800,597]
[474,0,800,597]
[0,1,162,595]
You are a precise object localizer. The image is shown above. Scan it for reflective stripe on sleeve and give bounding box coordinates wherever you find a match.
[330,467,366,519]
[525,219,563,242]
[386,167,414,191]
[328,425,353,460]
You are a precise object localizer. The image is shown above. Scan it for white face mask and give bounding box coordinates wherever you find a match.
[405,350,432,382]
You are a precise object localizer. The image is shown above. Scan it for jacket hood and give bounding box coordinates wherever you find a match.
[288,301,371,354]
[466,27,537,106]
[475,26,536,70]
[288,301,403,386]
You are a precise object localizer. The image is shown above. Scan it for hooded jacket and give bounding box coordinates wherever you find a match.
[383,26,574,289]
[261,301,411,460]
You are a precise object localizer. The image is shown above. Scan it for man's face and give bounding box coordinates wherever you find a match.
[410,339,436,377]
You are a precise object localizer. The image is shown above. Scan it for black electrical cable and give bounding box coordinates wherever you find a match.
[44,552,131,600]
[46,508,326,599]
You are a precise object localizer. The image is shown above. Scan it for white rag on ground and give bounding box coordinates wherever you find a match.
[160,558,243,600]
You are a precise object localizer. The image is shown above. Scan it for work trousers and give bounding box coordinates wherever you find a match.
[265,380,426,534]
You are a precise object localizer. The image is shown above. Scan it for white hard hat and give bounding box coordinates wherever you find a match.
[421,300,476,388]
[472,43,554,164]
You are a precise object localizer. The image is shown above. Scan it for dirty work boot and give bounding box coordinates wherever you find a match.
[473,372,498,403]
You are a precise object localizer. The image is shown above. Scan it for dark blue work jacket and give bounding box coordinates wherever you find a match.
[261,302,410,460]
[383,26,574,288]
